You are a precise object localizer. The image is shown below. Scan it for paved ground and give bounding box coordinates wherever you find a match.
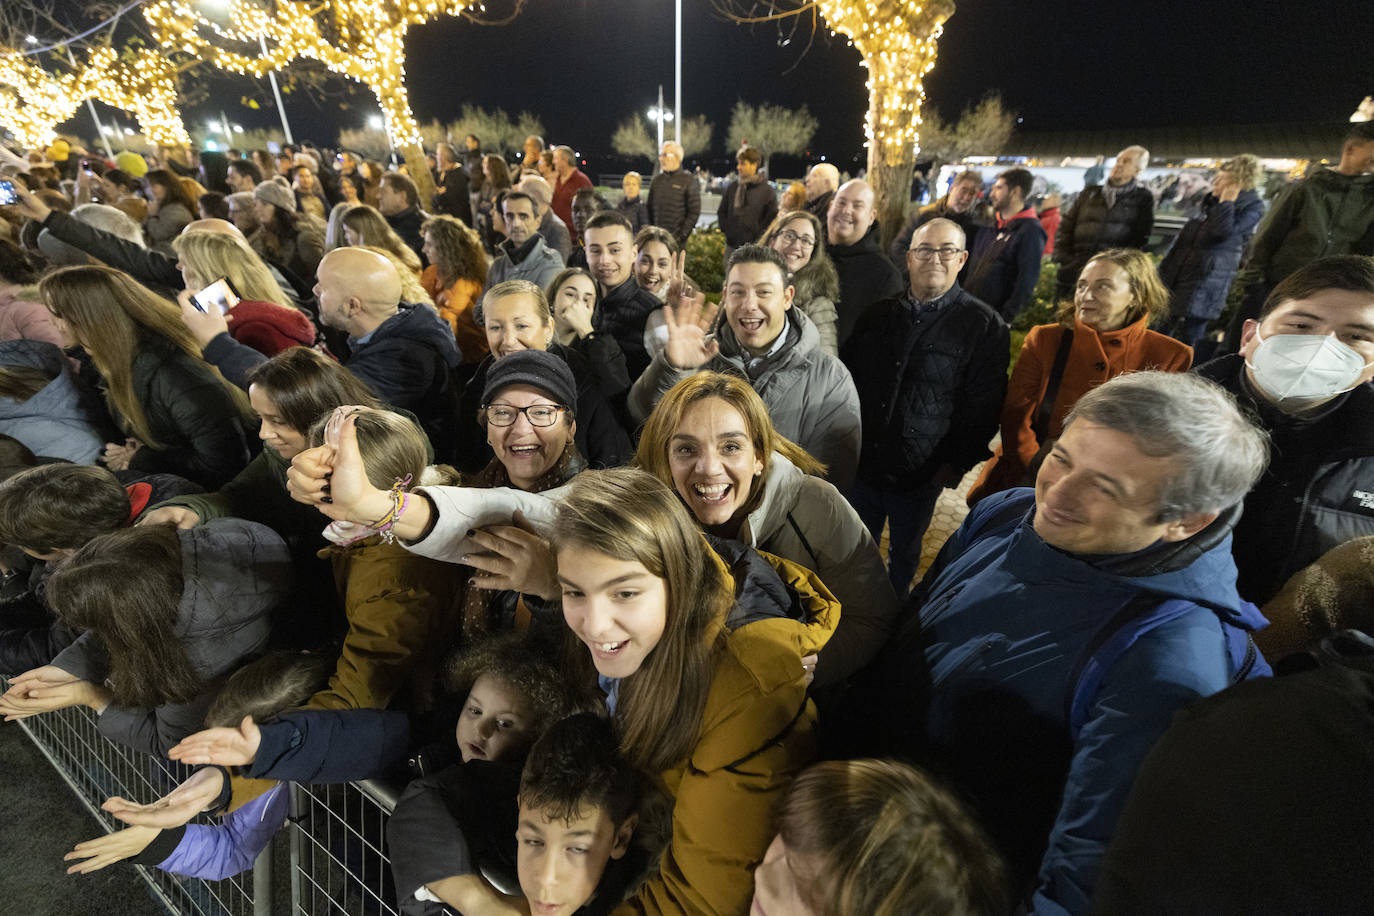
[0,723,166,916]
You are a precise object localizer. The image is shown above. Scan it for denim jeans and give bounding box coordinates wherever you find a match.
[848,477,944,599]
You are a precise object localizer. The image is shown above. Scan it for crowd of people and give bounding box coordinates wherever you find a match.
[0,120,1370,915]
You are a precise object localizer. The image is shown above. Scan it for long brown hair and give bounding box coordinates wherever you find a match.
[144,168,197,214]
[342,205,422,274]
[244,347,381,438]
[47,524,202,708]
[760,210,839,305]
[635,372,826,527]
[422,214,488,290]
[550,468,729,772]
[39,265,248,447]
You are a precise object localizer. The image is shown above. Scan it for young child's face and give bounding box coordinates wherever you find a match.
[751,833,820,916]
[454,673,534,764]
[516,803,633,916]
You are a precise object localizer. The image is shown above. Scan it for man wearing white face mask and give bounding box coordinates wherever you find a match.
[1197,255,1374,604]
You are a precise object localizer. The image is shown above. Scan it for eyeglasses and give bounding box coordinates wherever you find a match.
[776,229,817,250]
[483,404,566,427]
[910,246,964,261]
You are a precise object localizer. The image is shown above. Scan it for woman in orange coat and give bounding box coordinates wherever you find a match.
[419,214,489,365]
[967,248,1192,505]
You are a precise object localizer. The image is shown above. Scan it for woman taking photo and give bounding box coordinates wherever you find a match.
[420,214,489,366]
[966,248,1193,505]
[283,453,838,915]
[142,169,196,255]
[40,265,254,489]
[454,279,629,473]
[760,210,840,356]
[1158,154,1266,351]
[171,231,316,358]
[636,371,897,687]
[546,267,630,404]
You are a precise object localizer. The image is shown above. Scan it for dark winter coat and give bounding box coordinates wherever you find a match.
[385,206,428,266]
[1158,189,1264,321]
[647,169,701,245]
[104,333,254,489]
[885,488,1269,915]
[594,276,662,379]
[1247,168,1374,285]
[431,167,473,226]
[616,195,650,235]
[453,342,631,474]
[842,284,1008,490]
[830,227,906,346]
[51,518,292,756]
[347,303,462,460]
[1197,355,1374,605]
[717,177,779,248]
[1054,183,1156,280]
[964,208,1048,321]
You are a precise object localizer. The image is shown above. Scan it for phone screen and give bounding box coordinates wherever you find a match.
[190,276,241,315]
[0,181,17,206]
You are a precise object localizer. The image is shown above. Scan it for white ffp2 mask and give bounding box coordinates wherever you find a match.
[1246,328,1371,401]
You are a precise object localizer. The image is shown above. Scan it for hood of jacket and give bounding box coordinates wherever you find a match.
[363,302,462,368]
[175,518,293,677]
[740,451,806,547]
[1307,167,1374,191]
[708,534,837,657]
[229,299,317,348]
[0,338,102,433]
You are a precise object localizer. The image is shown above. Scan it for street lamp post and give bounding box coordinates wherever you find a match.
[648,85,675,169]
[674,0,681,144]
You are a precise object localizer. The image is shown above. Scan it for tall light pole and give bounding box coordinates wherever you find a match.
[674,0,681,144]
[648,85,674,169]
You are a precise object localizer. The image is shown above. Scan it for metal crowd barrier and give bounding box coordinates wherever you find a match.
[17,702,454,916]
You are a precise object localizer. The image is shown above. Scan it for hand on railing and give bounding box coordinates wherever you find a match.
[167,715,261,767]
[0,666,109,720]
[103,766,226,829]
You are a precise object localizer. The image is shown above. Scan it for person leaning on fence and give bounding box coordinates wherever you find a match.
[862,370,1271,914]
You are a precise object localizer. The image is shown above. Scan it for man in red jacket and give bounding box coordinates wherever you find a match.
[551,145,594,241]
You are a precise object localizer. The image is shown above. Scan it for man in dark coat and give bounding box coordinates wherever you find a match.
[842,218,1008,595]
[888,168,989,281]
[1054,145,1155,300]
[378,173,428,266]
[717,147,778,256]
[965,167,1046,322]
[584,212,662,379]
[647,141,700,247]
[1195,255,1374,605]
[802,163,839,238]
[827,180,904,347]
[315,248,461,458]
[431,143,473,227]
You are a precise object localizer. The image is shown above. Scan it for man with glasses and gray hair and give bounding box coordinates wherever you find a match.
[842,217,1009,596]
[869,369,1270,914]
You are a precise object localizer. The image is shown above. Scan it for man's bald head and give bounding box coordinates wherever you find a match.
[181,218,243,238]
[827,179,877,247]
[805,163,840,200]
[314,247,402,335]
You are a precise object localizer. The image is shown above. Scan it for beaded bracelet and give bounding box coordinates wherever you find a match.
[372,474,413,544]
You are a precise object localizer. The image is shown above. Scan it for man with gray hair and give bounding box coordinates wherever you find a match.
[1054,144,1155,300]
[803,162,840,232]
[515,174,573,261]
[871,370,1271,915]
[647,140,700,246]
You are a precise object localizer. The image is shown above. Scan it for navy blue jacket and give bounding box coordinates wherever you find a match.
[348,303,462,459]
[899,489,1269,915]
[594,276,661,380]
[249,707,411,783]
[964,210,1048,321]
[1158,190,1264,321]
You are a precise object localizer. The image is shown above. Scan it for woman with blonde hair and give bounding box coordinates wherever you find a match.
[635,371,897,686]
[172,231,316,357]
[420,214,488,363]
[967,248,1193,505]
[342,205,423,276]
[1158,153,1266,349]
[39,265,253,488]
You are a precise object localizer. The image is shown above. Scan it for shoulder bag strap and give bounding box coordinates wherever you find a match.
[1031,327,1075,443]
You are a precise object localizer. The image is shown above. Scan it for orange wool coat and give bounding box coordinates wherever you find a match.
[967,315,1192,505]
[421,265,487,364]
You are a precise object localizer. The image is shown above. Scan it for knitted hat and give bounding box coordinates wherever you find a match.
[253,176,296,213]
[114,150,148,178]
[46,140,70,162]
[482,349,577,414]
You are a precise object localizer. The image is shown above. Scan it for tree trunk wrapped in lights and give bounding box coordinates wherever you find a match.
[814,0,955,248]
[143,0,522,207]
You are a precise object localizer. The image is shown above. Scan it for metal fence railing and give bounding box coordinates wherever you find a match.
[17,701,456,916]
[17,702,268,916]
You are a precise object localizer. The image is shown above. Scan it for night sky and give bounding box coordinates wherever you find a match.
[151,0,1370,170]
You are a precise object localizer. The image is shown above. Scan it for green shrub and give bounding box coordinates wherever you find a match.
[1012,259,1060,332]
[685,227,726,296]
